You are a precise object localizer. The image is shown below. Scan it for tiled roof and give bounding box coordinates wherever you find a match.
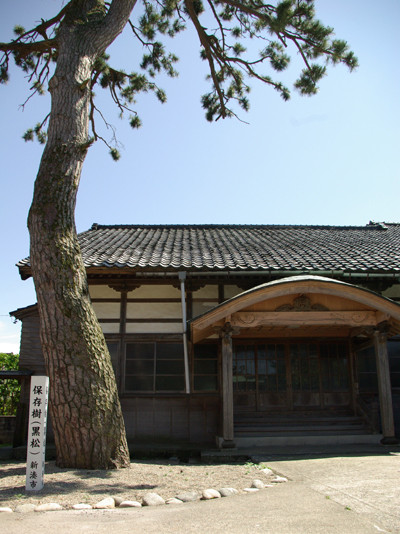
[17,223,400,274]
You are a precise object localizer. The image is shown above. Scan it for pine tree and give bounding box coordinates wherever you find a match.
[0,0,357,469]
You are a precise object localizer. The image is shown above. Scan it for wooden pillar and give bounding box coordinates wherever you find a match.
[220,322,235,448]
[108,282,140,392]
[349,344,357,415]
[118,290,128,392]
[373,330,398,444]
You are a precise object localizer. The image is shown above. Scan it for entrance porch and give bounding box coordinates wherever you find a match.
[190,276,400,448]
[232,339,378,446]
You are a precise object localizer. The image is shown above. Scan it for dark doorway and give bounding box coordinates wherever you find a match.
[233,341,351,413]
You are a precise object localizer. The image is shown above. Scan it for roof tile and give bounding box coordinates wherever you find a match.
[17,223,400,274]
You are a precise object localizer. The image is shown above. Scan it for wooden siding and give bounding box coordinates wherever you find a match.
[19,314,46,374]
[0,416,16,444]
[121,395,220,444]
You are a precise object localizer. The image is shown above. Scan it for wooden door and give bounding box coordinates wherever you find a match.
[290,343,321,407]
[233,341,351,413]
[233,343,289,412]
[257,343,288,409]
[232,344,257,412]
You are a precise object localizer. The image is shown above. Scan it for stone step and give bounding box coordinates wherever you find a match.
[235,417,362,425]
[234,424,367,435]
[234,434,383,447]
[234,411,371,437]
[234,410,355,420]
[234,428,369,437]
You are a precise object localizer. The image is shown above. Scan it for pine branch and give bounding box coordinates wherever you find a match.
[184,0,228,119]
[207,0,227,52]
[0,39,56,56]
[0,3,68,56]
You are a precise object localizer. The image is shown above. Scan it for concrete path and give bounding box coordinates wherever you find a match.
[253,448,400,533]
[2,446,399,533]
[1,481,382,534]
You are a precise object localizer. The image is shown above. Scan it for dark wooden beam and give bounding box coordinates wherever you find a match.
[219,322,235,448]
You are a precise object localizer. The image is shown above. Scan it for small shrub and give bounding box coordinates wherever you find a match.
[0,352,20,415]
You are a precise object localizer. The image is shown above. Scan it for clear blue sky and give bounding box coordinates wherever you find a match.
[1,0,399,352]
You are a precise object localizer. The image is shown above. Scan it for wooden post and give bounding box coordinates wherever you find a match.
[220,323,235,448]
[373,330,398,444]
[348,345,357,415]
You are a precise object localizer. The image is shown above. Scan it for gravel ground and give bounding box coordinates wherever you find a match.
[0,459,275,510]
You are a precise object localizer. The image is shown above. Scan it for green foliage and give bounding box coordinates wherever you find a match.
[23,122,47,144]
[129,115,142,129]
[0,353,20,416]
[294,64,327,95]
[0,0,358,154]
[110,148,121,161]
[13,25,26,37]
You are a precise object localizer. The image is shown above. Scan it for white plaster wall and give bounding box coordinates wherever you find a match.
[127,285,181,298]
[89,285,120,298]
[92,302,120,319]
[127,302,181,319]
[100,323,120,334]
[192,285,218,298]
[192,301,218,318]
[125,323,182,334]
[224,285,243,299]
[382,283,400,299]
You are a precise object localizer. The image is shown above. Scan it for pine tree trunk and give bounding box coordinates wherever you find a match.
[27,2,134,469]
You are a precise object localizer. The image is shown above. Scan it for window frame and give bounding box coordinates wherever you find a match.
[192,342,220,393]
[123,340,186,394]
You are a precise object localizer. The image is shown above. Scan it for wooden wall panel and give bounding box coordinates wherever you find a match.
[135,398,155,437]
[19,315,46,374]
[0,416,16,444]
[170,399,190,440]
[120,396,219,444]
[153,398,174,436]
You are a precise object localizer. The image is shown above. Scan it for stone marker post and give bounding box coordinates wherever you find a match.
[26,376,49,491]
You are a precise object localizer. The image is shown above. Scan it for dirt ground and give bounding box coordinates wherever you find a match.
[0,458,274,510]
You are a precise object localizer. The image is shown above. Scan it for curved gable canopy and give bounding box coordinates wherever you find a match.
[190,276,400,343]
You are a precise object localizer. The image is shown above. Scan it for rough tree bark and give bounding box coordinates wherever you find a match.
[27,0,136,469]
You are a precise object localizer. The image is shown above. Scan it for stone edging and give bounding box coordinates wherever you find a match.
[0,469,288,514]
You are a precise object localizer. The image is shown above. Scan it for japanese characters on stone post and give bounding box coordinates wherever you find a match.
[26,376,49,491]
